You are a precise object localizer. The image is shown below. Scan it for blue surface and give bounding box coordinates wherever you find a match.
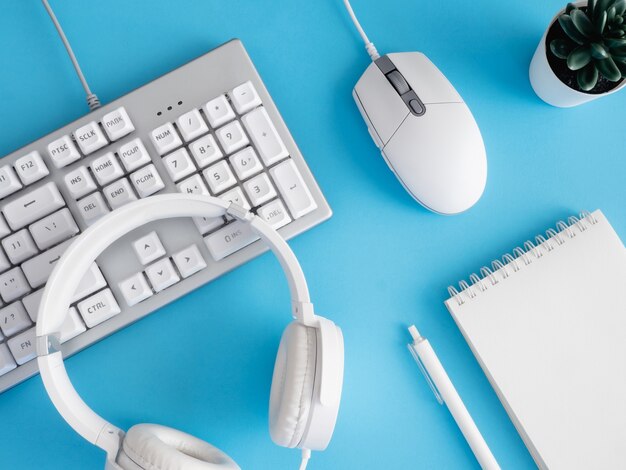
[1,0,625,468]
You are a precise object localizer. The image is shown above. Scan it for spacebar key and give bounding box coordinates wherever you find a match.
[204,221,259,261]
[3,182,65,230]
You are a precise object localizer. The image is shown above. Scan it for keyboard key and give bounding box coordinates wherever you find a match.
[133,231,166,265]
[177,174,209,195]
[257,199,292,230]
[242,107,289,165]
[29,208,79,250]
[203,94,236,128]
[229,147,263,181]
[189,134,223,168]
[102,107,135,141]
[2,229,38,265]
[77,288,120,328]
[194,216,225,235]
[14,151,49,185]
[204,220,259,261]
[118,138,151,172]
[243,173,277,207]
[220,186,250,210]
[230,81,262,114]
[150,122,182,156]
[118,272,153,307]
[72,263,107,302]
[22,289,44,322]
[0,166,22,199]
[162,148,196,182]
[0,248,10,273]
[2,182,65,230]
[47,135,81,168]
[103,178,137,209]
[131,164,165,197]
[0,302,31,337]
[21,239,73,289]
[172,244,207,278]
[91,152,124,186]
[0,215,11,239]
[64,166,97,199]
[203,161,237,194]
[0,343,16,377]
[145,258,179,292]
[76,192,109,225]
[59,307,87,343]
[176,108,209,142]
[7,327,36,365]
[74,121,108,155]
[270,159,317,218]
[215,120,249,154]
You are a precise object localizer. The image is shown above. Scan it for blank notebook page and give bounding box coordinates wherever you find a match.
[445,210,626,470]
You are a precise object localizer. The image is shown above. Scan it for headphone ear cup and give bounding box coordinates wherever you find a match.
[269,322,317,448]
[117,424,240,470]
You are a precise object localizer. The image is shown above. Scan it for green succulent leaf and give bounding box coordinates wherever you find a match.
[608,6,617,21]
[550,39,575,58]
[571,9,596,36]
[589,0,597,18]
[577,63,599,90]
[591,42,610,58]
[595,10,608,32]
[596,56,622,80]
[613,0,626,15]
[605,37,626,47]
[614,58,626,76]
[609,43,626,55]
[616,15,624,24]
[566,2,578,13]
[595,0,613,16]
[559,14,588,44]
[567,46,593,69]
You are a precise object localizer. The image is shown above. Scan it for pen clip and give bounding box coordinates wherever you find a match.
[408,343,443,405]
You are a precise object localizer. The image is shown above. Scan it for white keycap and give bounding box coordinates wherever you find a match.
[0,302,31,337]
[76,192,109,225]
[194,216,225,235]
[176,108,209,142]
[257,199,292,230]
[0,214,9,239]
[0,248,10,273]
[29,208,78,250]
[91,152,124,186]
[243,173,277,207]
[102,106,135,141]
[0,267,29,303]
[270,159,317,218]
[14,151,49,185]
[204,220,259,261]
[230,81,262,114]
[173,244,207,278]
[77,289,120,328]
[220,186,250,210]
[215,120,249,154]
[150,122,182,156]
[162,148,196,182]
[0,343,16,377]
[131,164,165,197]
[73,263,107,302]
[177,174,209,195]
[48,135,81,168]
[64,166,97,199]
[74,121,108,155]
[133,231,166,265]
[0,165,22,199]
[229,147,263,180]
[7,327,36,365]
[21,239,73,288]
[22,289,44,321]
[2,182,65,230]
[103,178,137,209]
[2,229,38,265]
[203,161,237,194]
[203,94,236,128]
[145,258,179,292]
[117,138,151,172]
[59,307,87,343]
[118,272,153,307]
[242,107,289,165]
[188,134,223,168]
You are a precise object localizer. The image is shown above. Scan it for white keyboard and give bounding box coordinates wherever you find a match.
[0,40,331,392]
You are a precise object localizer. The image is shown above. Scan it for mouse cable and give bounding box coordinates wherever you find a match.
[343,0,380,61]
[41,0,101,111]
[299,448,311,470]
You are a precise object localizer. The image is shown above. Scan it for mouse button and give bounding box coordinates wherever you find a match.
[375,55,396,74]
[408,99,425,115]
[386,70,411,95]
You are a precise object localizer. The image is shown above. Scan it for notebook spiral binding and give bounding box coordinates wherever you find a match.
[447,211,598,306]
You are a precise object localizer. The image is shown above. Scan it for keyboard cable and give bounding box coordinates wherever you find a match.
[41,0,101,111]
[342,0,380,61]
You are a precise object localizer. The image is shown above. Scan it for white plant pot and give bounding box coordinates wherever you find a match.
[529,6,626,107]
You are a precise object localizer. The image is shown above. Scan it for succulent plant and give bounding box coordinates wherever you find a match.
[549,0,626,91]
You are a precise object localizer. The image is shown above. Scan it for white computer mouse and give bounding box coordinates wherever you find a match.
[352,52,487,215]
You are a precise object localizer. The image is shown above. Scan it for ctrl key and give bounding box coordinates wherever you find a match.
[77,288,120,328]
[7,327,36,365]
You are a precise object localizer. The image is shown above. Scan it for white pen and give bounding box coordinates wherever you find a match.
[407,325,500,470]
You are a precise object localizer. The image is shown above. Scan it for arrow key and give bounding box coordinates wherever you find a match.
[132,231,166,265]
[145,258,179,293]
[173,244,207,278]
[118,272,153,307]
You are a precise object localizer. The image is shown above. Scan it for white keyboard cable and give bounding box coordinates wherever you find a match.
[41,0,101,111]
[342,0,380,61]
[299,448,311,470]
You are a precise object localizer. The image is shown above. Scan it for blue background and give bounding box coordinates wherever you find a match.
[1,0,625,468]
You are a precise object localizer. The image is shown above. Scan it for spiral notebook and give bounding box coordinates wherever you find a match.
[445,210,626,470]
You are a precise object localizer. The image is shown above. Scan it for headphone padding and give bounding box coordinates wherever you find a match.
[117,424,239,470]
[269,322,316,448]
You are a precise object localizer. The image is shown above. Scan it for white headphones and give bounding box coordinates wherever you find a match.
[35,194,344,469]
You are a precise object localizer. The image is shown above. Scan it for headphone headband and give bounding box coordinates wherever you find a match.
[36,194,316,459]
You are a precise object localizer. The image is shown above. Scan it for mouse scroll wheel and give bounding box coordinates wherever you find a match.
[386,70,411,95]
